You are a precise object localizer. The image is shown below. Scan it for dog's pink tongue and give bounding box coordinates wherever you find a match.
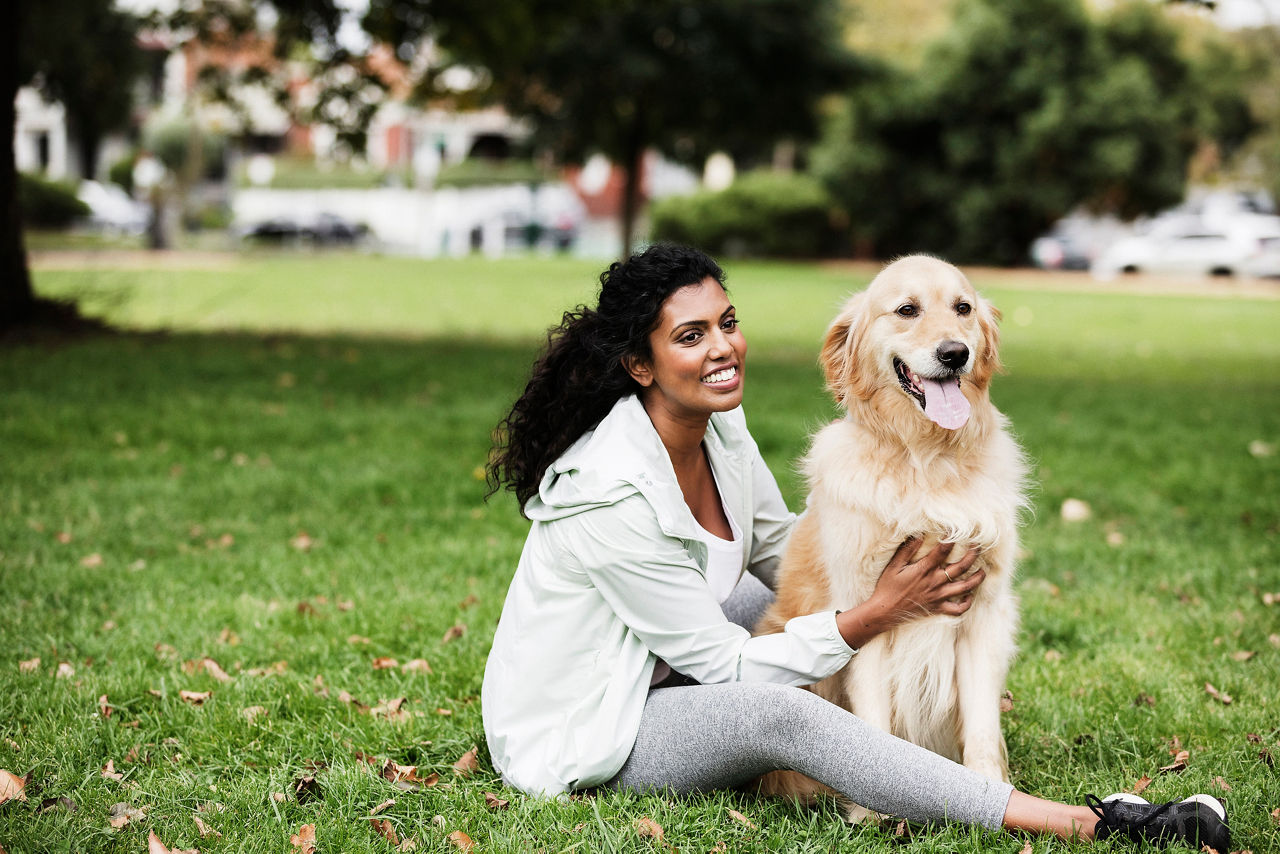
[921,377,971,430]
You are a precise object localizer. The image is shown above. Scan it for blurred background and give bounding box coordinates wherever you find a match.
[5,0,1280,331]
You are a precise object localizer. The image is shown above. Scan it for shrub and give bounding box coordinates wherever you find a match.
[649,171,847,258]
[19,173,90,229]
[435,158,549,189]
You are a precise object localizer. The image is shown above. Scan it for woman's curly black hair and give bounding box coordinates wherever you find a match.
[487,243,726,511]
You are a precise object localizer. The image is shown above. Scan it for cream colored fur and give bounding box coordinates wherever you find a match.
[755,255,1029,819]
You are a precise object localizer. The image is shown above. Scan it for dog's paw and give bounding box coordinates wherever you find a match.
[964,756,1010,784]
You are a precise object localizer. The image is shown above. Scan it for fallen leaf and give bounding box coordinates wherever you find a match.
[194,814,222,838]
[1134,693,1156,707]
[148,829,198,854]
[98,694,112,718]
[101,761,123,781]
[458,594,479,610]
[1248,439,1275,458]
[372,657,399,670]
[122,746,140,764]
[242,705,268,722]
[1060,498,1092,522]
[401,659,432,674]
[1272,807,1280,825]
[432,816,447,830]
[218,627,241,646]
[18,657,39,674]
[313,674,329,697]
[436,708,453,717]
[154,643,178,661]
[1212,776,1232,792]
[372,697,411,722]
[108,801,146,828]
[81,553,104,568]
[56,662,75,679]
[1264,592,1278,606]
[999,690,1014,713]
[370,818,400,845]
[271,792,287,803]
[1271,633,1280,648]
[1231,650,1256,662]
[0,770,28,804]
[39,796,77,813]
[290,533,314,552]
[483,791,509,810]
[380,759,438,791]
[727,808,756,829]
[1131,775,1154,796]
[370,798,395,815]
[1204,683,1232,705]
[247,660,288,677]
[297,600,317,615]
[635,816,665,841]
[1018,841,1033,854]
[397,839,417,852]
[1043,649,1064,662]
[348,635,372,645]
[293,771,323,803]
[291,823,317,854]
[447,831,474,852]
[1160,750,1190,773]
[102,620,117,631]
[56,531,72,543]
[179,690,211,706]
[453,747,479,776]
[184,658,232,683]
[442,624,467,643]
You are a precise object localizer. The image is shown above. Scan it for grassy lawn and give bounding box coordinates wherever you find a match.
[3,253,1279,853]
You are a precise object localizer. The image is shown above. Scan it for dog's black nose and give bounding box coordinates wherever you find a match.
[936,341,969,370]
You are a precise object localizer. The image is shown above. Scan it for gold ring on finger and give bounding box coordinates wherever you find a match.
[944,569,954,583]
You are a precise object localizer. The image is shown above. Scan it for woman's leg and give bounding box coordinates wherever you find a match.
[606,681,1014,831]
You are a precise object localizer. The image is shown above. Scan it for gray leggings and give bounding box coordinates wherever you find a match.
[604,573,1014,831]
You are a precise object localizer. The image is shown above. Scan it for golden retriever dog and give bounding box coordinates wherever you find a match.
[756,255,1028,819]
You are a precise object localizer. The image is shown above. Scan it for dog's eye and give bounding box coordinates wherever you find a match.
[955,302,972,316]
[896,304,918,318]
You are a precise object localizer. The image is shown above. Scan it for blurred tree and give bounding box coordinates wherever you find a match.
[365,0,857,256]
[813,0,1254,265]
[3,0,147,330]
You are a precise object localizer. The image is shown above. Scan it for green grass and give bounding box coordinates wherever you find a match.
[3,254,1279,853]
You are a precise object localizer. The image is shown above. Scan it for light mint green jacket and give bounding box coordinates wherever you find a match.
[481,395,855,796]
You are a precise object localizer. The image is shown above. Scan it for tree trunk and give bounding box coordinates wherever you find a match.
[617,120,645,260]
[1,0,36,331]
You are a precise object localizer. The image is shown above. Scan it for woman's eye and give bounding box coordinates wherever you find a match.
[896,304,918,318]
[680,331,702,344]
[956,302,972,316]
[722,317,738,330]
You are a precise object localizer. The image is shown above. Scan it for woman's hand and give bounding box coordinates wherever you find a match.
[834,537,985,650]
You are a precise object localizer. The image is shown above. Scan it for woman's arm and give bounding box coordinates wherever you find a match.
[835,538,985,650]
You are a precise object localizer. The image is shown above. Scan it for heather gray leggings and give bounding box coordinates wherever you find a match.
[604,573,1014,831]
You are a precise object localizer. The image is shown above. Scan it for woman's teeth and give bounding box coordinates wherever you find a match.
[702,366,736,384]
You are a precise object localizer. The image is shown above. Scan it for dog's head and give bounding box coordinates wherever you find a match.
[820,255,1001,431]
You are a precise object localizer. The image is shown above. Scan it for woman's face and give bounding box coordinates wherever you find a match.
[626,278,747,421]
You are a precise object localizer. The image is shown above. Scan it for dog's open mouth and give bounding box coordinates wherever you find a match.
[894,358,971,430]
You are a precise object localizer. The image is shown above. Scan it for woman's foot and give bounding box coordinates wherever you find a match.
[1087,792,1230,852]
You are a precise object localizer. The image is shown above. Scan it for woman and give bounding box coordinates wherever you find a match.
[481,244,1229,850]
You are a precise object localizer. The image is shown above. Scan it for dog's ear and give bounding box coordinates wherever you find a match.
[820,293,872,405]
[972,297,1004,386]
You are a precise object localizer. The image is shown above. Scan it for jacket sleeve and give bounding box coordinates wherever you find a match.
[745,444,798,592]
[560,494,851,686]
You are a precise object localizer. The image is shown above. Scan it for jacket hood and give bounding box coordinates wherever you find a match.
[524,396,750,537]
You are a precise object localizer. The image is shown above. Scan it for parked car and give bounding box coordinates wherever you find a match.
[241,213,369,245]
[1030,231,1092,270]
[1091,214,1280,278]
[77,180,149,235]
[1243,235,1280,279]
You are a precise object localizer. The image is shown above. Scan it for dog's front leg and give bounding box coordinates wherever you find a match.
[841,636,893,823]
[954,608,1014,783]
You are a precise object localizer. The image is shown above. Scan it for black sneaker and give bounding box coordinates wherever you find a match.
[1088,792,1230,852]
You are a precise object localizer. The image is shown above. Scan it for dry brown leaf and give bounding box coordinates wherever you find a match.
[101,761,123,781]
[1161,750,1190,773]
[39,795,76,813]
[348,635,372,645]
[370,817,400,845]
[218,627,241,646]
[635,817,665,841]
[179,690,211,706]
[108,801,145,828]
[148,829,198,854]
[1271,806,1280,825]
[370,798,395,815]
[397,839,417,852]
[56,530,72,543]
[447,831,474,852]
[1043,650,1064,662]
[483,791,509,810]
[291,823,317,854]
[1131,775,1154,796]
[1018,841,1033,854]
[1204,683,1232,705]
[1270,634,1280,648]
[442,624,467,643]
[19,657,40,674]
[242,705,268,722]
[380,759,438,791]
[81,553,104,568]
[56,662,75,679]
[727,808,756,829]
[1231,650,1256,662]
[453,747,479,776]
[184,658,232,683]
[194,814,222,838]
[0,770,28,804]
[154,643,178,661]
[98,694,112,718]
[401,659,432,674]
[290,533,314,552]
[1212,776,1232,792]
[999,690,1014,713]
[372,697,410,722]
[247,660,288,677]
[436,708,453,717]
[372,657,399,670]
[458,594,479,610]
[271,792,287,803]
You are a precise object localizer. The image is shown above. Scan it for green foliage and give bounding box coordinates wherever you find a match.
[107,150,138,196]
[143,118,229,182]
[434,158,549,189]
[650,171,848,258]
[17,172,89,229]
[236,156,397,190]
[813,0,1253,265]
[7,255,1280,852]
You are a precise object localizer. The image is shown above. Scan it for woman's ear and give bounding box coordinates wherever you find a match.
[622,354,654,387]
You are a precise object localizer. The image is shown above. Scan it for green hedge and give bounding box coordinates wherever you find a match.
[19,173,89,229]
[649,171,848,258]
[434,158,549,188]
